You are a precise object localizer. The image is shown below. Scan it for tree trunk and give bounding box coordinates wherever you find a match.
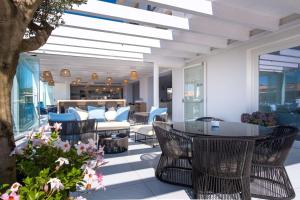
[0,1,26,185]
[0,67,18,184]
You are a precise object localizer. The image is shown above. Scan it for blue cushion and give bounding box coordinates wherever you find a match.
[67,107,81,121]
[115,106,130,122]
[148,107,167,124]
[88,106,105,111]
[88,107,106,122]
[48,112,76,122]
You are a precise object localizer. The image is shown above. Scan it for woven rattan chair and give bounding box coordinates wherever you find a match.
[49,119,96,144]
[192,136,255,200]
[153,121,192,187]
[195,117,224,122]
[251,126,298,200]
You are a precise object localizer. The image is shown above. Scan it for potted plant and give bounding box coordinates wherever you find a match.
[0,123,105,200]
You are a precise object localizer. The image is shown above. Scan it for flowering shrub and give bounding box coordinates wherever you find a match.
[241,111,277,127]
[0,123,105,200]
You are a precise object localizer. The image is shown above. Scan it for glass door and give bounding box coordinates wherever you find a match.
[184,64,205,121]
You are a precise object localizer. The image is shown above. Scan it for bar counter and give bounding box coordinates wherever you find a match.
[57,99,126,113]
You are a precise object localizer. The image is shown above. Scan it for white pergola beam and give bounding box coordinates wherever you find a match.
[189,16,250,41]
[144,54,185,68]
[39,44,144,59]
[141,0,212,15]
[71,0,189,30]
[34,50,143,62]
[212,1,279,31]
[173,31,227,48]
[259,60,299,68]
[47,36,151,54]
[160,41,211,54]
[151,48,197,58]
[63,13,173,40]
[260,54,300,64]
[52,26,160,48]
[280,49,300,58]
[260,65,283,71]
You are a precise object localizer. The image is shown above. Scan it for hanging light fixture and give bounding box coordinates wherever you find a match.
[130,71,138,80]
[60,68,71,77]
[48,79,55,86]
[95,88,100,93]
[106,76,112,83]
[42,71,53,81]
[91,73,98,80]
[76,77,81,84]
[71,81,77,85]
[123,79,129,85]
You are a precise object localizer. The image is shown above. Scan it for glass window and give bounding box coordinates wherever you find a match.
[259,46,300,138]
[11,54,40,139]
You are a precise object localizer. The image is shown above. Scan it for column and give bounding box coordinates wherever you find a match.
[153,63,159,108]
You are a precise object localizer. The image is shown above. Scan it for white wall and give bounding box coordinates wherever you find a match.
[187,25,300,122]
[54,82,70,103]
[139,77,153,111]
[172,68,184,122]
[123,84,133,104]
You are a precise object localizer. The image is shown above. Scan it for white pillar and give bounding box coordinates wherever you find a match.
[172,68,184,122]
[153,64,159,108]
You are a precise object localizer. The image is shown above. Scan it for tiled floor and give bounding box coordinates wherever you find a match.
[81,135,300,200]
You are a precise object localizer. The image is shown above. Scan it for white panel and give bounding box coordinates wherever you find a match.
[259,60,298,68]
[52,26,160,48]
[280,49,300,58]
[142,0,212,15]
[259,65,283,71]
[189,16,250,41]
[47,36,151,54]
[151,48,196,58]
[33,50,143,62]
[161,41,210,54]
[63,13,173,40]
[72,0,189,29]
[212,1,279,31]
[40,44,143,59]
[173,31,227,48]
[260,54,300,63]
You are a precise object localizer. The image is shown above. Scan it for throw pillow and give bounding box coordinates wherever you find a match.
[115,106,130,122]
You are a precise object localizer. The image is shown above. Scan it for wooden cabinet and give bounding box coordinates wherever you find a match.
[135,102,147,112]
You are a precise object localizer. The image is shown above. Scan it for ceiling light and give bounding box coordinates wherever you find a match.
[123,79,129,85]
[130,71,138,80]
[48,79,55,86]
[52,26,160,47]
[76,77,81,84]
[60,68,71,77]
[42,71,53,81]
[91,73,98,80]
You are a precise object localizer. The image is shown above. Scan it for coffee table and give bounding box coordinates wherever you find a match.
[98,133,128,154]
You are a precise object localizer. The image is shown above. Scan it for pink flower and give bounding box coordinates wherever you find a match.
[53,123,62,132]
[60,141,71,152]
[10,147,24,156]
[10,182,22,193]
[75,143,87,155]
[1,192,20,200]
[55,157,69,169]
[47,178,64,192]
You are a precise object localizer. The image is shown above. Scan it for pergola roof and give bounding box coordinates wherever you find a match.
[33,0,300,83]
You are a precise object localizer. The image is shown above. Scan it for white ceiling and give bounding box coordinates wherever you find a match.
[33,0,300,84]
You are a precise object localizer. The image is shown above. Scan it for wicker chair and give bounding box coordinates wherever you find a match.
[195,117,224,122]
[49,119,96,144]
[251,126,298,200]
[192,136,255,200]
[153,121,192,187]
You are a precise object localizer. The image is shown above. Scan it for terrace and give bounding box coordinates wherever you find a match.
[3,0,300,199]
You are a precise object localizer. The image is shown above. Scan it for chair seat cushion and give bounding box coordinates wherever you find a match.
[96,121,130,131]
[131,125,154,136]
[48,112,77,122]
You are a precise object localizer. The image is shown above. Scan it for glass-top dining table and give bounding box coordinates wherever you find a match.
[171,121,274,139]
